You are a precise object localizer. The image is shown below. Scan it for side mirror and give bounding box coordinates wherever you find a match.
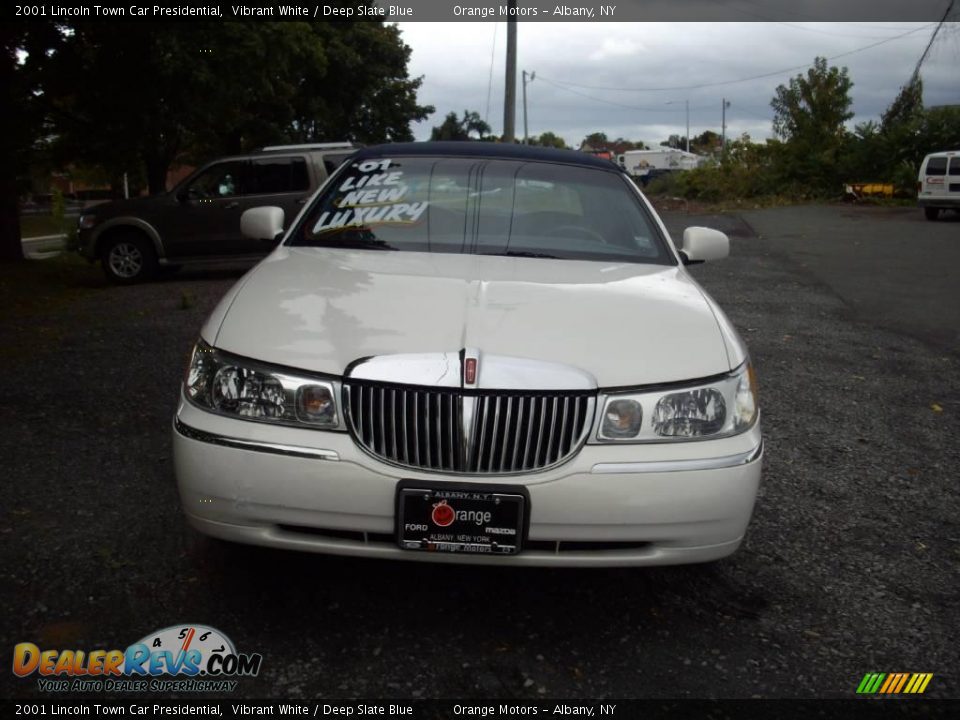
[680,226,729,265]
[241,206,285,243]
[176,187,203,203]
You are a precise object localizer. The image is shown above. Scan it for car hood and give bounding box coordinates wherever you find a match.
[209,247,733,387]
[84,194,170,217]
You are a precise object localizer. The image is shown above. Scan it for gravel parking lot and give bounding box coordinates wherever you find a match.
[2,204,958,700]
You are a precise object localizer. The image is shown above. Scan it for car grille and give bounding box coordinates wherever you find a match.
[343,381,595,474]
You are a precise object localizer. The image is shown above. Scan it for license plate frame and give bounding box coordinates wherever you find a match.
[395,481,529,556]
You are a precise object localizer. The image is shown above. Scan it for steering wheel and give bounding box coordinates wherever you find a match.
[549,224,607,244]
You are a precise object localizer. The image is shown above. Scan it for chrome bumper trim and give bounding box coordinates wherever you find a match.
[174,418,340,461]
[590,439,762,474]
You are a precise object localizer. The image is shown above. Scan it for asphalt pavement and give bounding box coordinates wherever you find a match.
[1,204,957,701]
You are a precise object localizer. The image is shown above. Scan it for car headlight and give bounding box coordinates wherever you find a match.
[183,340,342,430]
[592,361,758,442]
[78,214,98,230]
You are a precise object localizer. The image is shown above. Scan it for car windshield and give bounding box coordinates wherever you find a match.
[290,156,674,264]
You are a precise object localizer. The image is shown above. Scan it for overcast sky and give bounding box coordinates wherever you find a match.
[397,21,959,148]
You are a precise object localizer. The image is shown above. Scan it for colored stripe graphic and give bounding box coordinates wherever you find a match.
[879,674,897,694]
[857,673,886,694]
[857,673,932,694]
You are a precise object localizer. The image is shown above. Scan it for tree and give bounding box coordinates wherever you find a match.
[529,131,567,149]
[0,23,26,261]
[690,130,721,155]
[1,22,66,261]
[770,57,854,192]
[663,134,688,150]
[580,132,609,150]
[38,22,433,194]
[286,23,433,147]
[429,110,491,141]
[772,57,853,144]
[882,74,924,133]
[876,74,927,176]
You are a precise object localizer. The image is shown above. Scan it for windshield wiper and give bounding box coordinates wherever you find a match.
[482,250,560,259]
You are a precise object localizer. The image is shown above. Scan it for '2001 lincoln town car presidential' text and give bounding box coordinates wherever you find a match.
[173,142,762,566]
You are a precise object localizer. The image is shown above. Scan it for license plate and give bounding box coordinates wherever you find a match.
[396,483,527,555]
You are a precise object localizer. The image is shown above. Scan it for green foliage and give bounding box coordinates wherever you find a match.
[610,137,646,151]
[33,21,433,193]
[429,110,491,141]
[580,132,609,149]
[663,134,688,150]
[770,57,854,193]
[691,131,721,155]
[529,131,568,149]
[882,75,924,132]
[648,59,960,204]
[772,57,854,143]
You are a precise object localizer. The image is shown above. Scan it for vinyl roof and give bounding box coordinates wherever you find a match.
[351,141,624,171]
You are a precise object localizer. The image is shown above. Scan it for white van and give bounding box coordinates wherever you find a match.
[917,150,959,221]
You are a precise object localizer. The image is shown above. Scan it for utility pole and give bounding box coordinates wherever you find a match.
[721,99,731,150]
[503,12,517,143]
[522,70,535,144]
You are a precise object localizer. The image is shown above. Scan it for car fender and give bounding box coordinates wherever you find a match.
[92,216,165,258]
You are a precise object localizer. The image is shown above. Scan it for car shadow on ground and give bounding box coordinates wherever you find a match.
[190,536,775,626]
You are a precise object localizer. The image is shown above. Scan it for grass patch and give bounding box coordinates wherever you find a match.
[0,254,102,359]
[20,214,70,238]
[0,254,100,322]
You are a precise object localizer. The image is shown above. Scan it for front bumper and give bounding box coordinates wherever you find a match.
[173,395,763,567]
[918,196,960,209]
[77,228,97,260]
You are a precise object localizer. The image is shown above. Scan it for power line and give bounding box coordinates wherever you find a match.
[911,1,955,80]
[773,22,920,40]
[537,76,714,112]
[539,23,936,93]
[731,0,935,29]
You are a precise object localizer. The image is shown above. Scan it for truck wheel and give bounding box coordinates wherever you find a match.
[924,207,940,221]
[101,233,158,284]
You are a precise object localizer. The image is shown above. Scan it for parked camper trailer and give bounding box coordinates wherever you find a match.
[618,148,701,185]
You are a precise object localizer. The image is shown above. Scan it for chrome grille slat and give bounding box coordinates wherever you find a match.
[558,397,569,458]
[413,392,421,466]
[434,393,442,469]
[390,388,398,460]
[509,397,522,471]
[522,397,536,470]
[475,396,490,473]
[545,397,559,464]
[499,397,513,472]
[424,389,432,468]
[533,396,546,467]
[366,387,375,453]
[488,396,502,473]
[400,390,408,464]
[378,387,386,456]
[447,394,455,470]
[345,381,593,475]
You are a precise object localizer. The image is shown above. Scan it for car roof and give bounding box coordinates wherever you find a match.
[351,142,625,171]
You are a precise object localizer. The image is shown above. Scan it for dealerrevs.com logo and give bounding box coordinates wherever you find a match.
[13,624,262,693]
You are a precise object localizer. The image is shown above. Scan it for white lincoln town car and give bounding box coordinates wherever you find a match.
[173,142,762,566]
